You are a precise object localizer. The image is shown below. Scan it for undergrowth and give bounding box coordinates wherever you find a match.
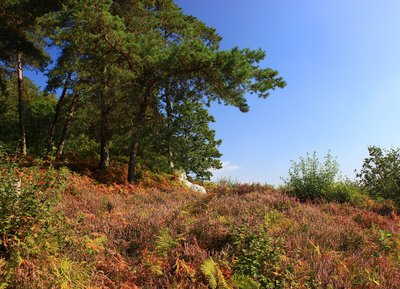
[0,155,399,288]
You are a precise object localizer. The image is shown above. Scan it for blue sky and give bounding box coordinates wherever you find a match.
[26,1,400,185]
[173,0,400,185]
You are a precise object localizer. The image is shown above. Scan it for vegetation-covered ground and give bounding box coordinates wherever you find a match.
[1,157,399,289]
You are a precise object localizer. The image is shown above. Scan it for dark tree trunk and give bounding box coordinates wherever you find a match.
[99,134,110,170]
[127,140,139,183]
[56,91,79,159]
[127,85,152,184]
[165,93,174,169]
[17,48,26,156]
[47,71,72,154]
[99,75,110,171]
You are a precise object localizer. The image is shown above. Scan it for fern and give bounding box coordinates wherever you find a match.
[155,228,176,256]
[51,257,92,289]
[200,258,231,289]
[201,258,218,289]
[155,227,185,256]
[232,274,260,289]
[0,258,9,289]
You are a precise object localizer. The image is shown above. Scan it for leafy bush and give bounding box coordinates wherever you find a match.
[0,162,64,286]
[357,146,400,207]
[283,151,339,201]
[0,158,95,288]
[0,168,59,253]
[64,133,99,159]
[326,179,367,206]
[230,225,292,289]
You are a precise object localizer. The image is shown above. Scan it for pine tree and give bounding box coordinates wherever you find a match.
[0,0,61,155]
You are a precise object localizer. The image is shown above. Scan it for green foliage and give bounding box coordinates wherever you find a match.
[25,94,57,154]
[357,146,400,207]
[230,225,291,289]
[50,257,92,289]
[155,228,183,257]
[0,167,61,254]
[326,179,367,206]
[0,76,56,154]
[1,0,285,182]
[284,151,339,201]
[379,229,392,252]
[0,158,67,286]
[200,258,230,289]
[0,156,96,288]
[231,274,260,289]
[167,100,222,180]
[63,133,100,159]
[0,0,56,69]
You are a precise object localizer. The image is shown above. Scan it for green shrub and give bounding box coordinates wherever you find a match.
[230,225,292,289]
[326,179,367,206]
[283,151,339,201]
[0,157,95,288]
[0,162,63,285]
[357,146,400,207]
[64,133,99,159]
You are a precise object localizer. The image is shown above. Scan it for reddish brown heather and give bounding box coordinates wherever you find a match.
[50,172,400,288]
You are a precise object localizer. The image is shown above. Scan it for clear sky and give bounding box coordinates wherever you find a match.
[172,0,400,185]
[26,1,400,185]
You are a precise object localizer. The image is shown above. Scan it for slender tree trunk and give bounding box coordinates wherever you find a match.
[127,140,139,183]
[99,130,110,170]
[127,85,152,184]
[165,93,174,169]
[56,92,79,159]
[47,71,72,154]
[17,48,26,156]
[99,73,110,171]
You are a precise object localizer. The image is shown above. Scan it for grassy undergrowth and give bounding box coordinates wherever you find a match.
[1,157,399,288]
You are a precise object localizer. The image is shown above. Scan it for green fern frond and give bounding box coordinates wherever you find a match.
[201,258,218,289]
[155,227,182,256]
[51,257,91,289]
[217,269,231,289]
[231,274,260,289]
[0,258,6,277]
[200,258,231,289]
[0,258,9,289]
[155,228,176,256]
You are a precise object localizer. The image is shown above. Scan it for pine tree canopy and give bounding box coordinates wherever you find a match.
[0,0,285,182]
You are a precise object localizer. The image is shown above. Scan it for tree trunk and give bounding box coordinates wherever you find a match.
[17,48,26,156]
[165,93,174,169]
[56,92,79,159]
[47,71,72,154]
[99,74,111,171]
[99,135,110,170]
[127,140,139,183]
[127,85,152,184]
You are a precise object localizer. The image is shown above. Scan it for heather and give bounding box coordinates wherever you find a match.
[1,156,399,288]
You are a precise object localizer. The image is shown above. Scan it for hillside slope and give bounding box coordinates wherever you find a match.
[1,164,399,288]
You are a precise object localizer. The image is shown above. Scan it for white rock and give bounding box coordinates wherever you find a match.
[178,171,207,194]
